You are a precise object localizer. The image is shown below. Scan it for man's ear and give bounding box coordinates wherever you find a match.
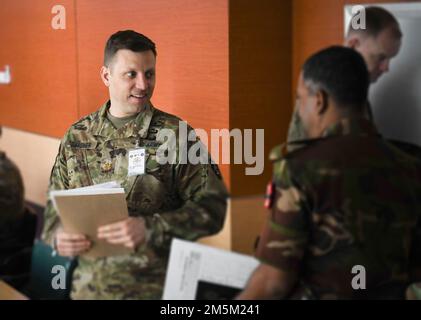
[315,89,328,115]
[345,35,360,49]
[100,66,111,87]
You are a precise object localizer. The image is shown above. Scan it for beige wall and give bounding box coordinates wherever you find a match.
[230,196,267,255]
[200,200,232,251]
[202,196,267,255]
[0,126,60,205]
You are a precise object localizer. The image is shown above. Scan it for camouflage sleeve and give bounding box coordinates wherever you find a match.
[145,144,228,251]
[255,159,308,271]
[40,141,69,246]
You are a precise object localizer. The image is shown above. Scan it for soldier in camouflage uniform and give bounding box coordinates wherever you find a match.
[287,6,402,149]
[237,47,421,300]
[41,30,228,299]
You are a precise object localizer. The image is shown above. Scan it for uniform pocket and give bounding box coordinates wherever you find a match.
[66,143,98,188]
[126,174,167,216]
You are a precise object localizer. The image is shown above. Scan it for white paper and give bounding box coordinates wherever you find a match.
[163,238,259,300]
[72,180,122,190]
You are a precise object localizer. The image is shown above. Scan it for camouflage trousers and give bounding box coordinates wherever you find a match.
[70,256,167,300]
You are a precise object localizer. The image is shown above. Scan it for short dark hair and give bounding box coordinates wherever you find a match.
[104,30,157,66]
[347,6,401,39]
[302,46,369,111]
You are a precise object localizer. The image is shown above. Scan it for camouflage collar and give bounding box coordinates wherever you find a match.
[322,117,378,138]
[92,100,155,138]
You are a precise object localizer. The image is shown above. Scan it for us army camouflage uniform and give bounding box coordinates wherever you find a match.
[41,101,228,300]
[258,117,421,299]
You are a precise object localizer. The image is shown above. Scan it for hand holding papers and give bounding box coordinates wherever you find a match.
[50,181,133,258]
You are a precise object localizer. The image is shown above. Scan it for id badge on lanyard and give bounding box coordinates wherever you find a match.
[128,147,146,176]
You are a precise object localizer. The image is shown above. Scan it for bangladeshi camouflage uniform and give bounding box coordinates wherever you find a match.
[258,117,421,299]
[41,101,228,300]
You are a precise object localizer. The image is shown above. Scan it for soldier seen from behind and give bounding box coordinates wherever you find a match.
[237,46,421,300]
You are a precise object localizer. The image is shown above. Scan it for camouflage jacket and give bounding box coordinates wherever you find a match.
[257,117,421,299]
[41,101,228,299]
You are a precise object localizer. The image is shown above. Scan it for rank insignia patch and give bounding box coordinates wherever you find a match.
[100,159,113,173]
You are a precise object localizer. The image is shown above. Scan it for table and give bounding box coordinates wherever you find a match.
[0,280,29,300]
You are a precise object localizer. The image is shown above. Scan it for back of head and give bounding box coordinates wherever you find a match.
[104,30,157,67]
[347,6,402,39]
[302,46,369,113]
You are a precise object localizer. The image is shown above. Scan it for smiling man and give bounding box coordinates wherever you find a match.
[41,30,228,300]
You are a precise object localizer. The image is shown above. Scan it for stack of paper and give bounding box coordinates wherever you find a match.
[163,239,259,300]
[50,181,132,258]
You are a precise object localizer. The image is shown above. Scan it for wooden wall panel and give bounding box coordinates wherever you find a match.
[229,0,292,196]
[0,0,78,137]
[75,0,229,184]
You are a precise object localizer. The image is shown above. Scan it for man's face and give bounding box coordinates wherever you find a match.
[296,72,319,138]
[101,49,156,117]
[355,27,401,83]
